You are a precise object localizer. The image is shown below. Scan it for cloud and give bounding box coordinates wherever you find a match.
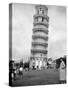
[48,5,66,59]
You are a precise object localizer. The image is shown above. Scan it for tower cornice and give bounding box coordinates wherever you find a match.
[32,35,48,41]
[33,21,49,28]
[32,42,48,48]
[31,49,48,55]
[33,28,48,34]
[33,14,49,22]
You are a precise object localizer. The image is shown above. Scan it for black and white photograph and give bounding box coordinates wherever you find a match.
[9,3,67,87]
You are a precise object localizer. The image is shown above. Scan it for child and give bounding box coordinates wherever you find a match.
[59,59,66,84]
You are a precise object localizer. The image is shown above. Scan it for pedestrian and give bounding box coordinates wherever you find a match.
[59,58,66,84]
[18,62,23,78]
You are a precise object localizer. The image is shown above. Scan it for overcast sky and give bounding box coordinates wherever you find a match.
[12,3,66,61]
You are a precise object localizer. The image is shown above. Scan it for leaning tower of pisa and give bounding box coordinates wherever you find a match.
[30,5,49,69]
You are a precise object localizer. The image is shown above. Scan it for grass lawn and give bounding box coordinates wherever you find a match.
[12,69,59,86]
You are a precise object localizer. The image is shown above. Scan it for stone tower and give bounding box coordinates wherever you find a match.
[30,5,49,69]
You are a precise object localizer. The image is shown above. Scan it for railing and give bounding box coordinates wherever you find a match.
[32,42,48,48]
[33,14,49,22]
[33,28,48,34]
[32,35,48,41]
[33,21,49,28]
[31,49,48,55]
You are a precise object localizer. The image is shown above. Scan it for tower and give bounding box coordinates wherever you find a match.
[30,5,49,69]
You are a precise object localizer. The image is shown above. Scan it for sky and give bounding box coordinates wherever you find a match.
[12,3,66,61]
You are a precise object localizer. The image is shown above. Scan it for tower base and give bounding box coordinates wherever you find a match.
[30,57,47,70]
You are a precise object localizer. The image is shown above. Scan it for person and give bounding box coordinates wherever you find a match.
[18,62,23,78]
[19,67,23,75]
[59,58,66,84]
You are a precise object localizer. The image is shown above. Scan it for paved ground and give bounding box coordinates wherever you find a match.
[12,69,59,87]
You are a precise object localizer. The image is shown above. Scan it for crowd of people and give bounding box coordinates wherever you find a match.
[9,55,66,84]
[9,60,30,81]
[9,60,23,81]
